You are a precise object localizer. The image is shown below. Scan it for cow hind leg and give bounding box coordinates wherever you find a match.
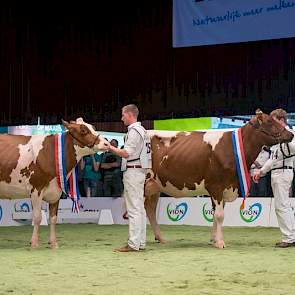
[31,194,43,249]
[212,199,225,249]
[49,201,60,249]
[145,192,165,243]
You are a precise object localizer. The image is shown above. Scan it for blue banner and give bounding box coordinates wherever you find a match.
[173,0,295,47]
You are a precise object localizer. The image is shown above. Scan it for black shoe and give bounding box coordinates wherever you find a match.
[275,241,295,248]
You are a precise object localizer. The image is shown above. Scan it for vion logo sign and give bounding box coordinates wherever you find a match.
[166,202,188,222]
[14,201,30,213]
[202,203,214,223]
[240,202,262,223]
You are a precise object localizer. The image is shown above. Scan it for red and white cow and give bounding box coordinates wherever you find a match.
[144,110,294,248]
[0,118,109,248]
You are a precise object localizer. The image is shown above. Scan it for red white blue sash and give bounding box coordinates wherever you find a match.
[55,133,80,213]
[232,128,250,209]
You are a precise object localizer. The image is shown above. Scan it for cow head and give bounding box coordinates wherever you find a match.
[62,118,109,156]
[249,109,294,146]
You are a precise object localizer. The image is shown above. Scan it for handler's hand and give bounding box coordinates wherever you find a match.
[253,170,261,183]
[105,141,111,150]
[272,116,286,128]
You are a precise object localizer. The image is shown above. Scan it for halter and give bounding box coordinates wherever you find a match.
[68,131,100,148]
[248,120,285,143]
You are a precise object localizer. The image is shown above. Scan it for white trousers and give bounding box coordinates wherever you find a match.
[271,170,295,243]
[123,168,146,250]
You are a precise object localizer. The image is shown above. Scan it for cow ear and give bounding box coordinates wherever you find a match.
[76,117,84,124]
[62,119,71,130]
[255,109,263,125]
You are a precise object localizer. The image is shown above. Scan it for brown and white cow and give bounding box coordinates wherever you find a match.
[144,110,294,248]
[0,118,108,248]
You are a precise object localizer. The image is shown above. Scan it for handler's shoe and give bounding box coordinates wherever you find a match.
[115,245,138,252]
[275,241,295,248]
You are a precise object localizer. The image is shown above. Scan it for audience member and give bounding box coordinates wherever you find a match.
[80,153,103,197]
[101,139,123,197]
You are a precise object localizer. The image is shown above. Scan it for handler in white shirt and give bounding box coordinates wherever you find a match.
[107,104,151,252]
[254,108,295,248]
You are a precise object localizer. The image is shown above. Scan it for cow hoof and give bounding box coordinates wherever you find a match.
[155,237,167,244]
[213,240,225,249]
[208,239,216,245]
[48,241,58,249]
[31,242,39,249]
[50,243,59,249]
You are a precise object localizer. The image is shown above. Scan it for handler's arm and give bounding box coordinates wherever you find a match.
[108,145,129,159]
[260,158,273,176]
[107,129,139,159]
[253,157,273,183]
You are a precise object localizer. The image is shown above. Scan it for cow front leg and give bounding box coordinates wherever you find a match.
[145,192,165,243]
[210,219,217,245]
[31,194,43,249]
[212,199,225,249]
[210,198,226,244]
[209,197,217,244]
[49,201,59,249]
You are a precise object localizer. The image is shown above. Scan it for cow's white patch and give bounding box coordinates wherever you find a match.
[211,198,225,247]
[212,198,224,215]
[22,135,47,164]
[148,130,179,138]
[0,135,47,199]
[161,137,173,148]
[203,131,225,150]
[74,146,94,161]
[92,135,109,152]
[222,187,239,202]
[42,178,62,203]
[148,130,191,148]
[76,118,96,135]
[160,155,168,165]
[156,177,210,197]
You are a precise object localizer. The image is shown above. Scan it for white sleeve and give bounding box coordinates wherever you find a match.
[260,158,273,175]
[124,129,141,158]
[285,125,295,135]
[256,150,270,167]
[284,126,295,154]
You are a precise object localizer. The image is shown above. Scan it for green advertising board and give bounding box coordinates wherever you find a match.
[154,117,212,131]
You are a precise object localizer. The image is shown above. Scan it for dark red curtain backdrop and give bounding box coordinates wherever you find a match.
[0,1,295,127]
